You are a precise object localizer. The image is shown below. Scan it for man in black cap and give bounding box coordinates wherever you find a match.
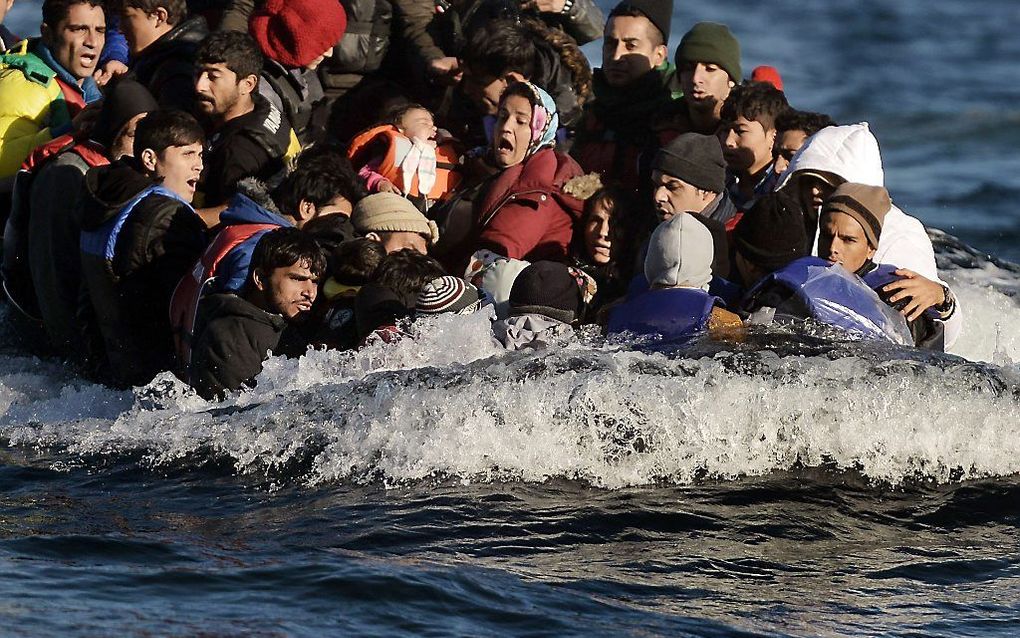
[731,190,807,288]
[647,132,736,278]
[571,0,679,191]
[651,132,736,226]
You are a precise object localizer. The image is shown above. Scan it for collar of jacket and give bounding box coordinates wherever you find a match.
[34,40,101,102]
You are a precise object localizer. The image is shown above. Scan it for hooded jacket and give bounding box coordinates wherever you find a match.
[129,16,209,111]
[777,123,962,348]
[474,147,585,264]
[79,159,209,387]
[189,292,287,400]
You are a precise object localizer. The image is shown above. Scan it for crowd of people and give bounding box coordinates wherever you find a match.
[0,0,962,400]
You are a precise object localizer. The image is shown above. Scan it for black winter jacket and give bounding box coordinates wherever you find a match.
[79,159,209,387]
[201,93,292,206]
[189,292,287,399]
[129,16,209,111]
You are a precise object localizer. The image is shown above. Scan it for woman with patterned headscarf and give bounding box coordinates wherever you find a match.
[467,80,586,266]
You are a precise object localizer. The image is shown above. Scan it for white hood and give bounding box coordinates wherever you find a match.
[777,122,962,349]
[776,122,885,190]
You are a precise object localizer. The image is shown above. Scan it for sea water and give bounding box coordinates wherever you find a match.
[2,1,1020,636]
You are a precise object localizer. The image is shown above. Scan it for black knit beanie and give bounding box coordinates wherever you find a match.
[609,0,673,45]
[651,133,726,193]
[91,78,159,150]
[676,22,742,83]
[509,261,584,324]
[733,190,808,272]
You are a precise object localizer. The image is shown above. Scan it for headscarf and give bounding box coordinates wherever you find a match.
[501,81,559,158]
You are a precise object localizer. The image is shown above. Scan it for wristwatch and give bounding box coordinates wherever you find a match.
[934,283,956,319]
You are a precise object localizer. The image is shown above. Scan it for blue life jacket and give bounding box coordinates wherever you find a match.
[80,184,192,264]
[744,256,913,345]
[626,273,742,307]
[213,193,293,293]
[607,287,719,341]
[860,262,901,290]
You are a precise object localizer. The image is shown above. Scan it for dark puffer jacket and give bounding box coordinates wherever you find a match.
[79,159,209,387]
[129,16,210,111]
[189,292,287,400]
[220,0,392,91]
[201,93,293,206]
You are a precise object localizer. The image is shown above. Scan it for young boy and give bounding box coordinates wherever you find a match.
[189,227,327,399]
[79,109,209,387]
[772,109,836,176]
[346,103,462,211]
[719,80,789,210]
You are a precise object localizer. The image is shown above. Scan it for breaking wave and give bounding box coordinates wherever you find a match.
[2,231,1020,489]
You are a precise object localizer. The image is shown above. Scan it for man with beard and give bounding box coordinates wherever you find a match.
[189,227,326,399]
[193,30,291,215]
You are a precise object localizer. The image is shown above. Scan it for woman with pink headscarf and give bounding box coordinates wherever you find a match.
[470,81,586,265]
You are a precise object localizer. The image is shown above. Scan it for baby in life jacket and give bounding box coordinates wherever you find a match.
[347,104,463,212]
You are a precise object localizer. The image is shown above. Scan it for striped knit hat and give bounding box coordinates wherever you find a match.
[416,276,483,315]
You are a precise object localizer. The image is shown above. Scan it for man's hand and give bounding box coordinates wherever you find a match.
[93,60,129,87]
[883,269,946,321]
[522,0,567,13]
[427,57,463,86]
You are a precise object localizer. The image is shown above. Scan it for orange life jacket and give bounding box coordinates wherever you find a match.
[347,124,463,201]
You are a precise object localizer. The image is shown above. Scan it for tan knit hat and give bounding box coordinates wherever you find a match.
[352,193,440,245]
[821,182,891,249]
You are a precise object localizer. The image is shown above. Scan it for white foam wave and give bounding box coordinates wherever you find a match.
[2,238,1020,488]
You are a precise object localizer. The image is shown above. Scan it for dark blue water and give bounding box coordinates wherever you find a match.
[4,1,1020,636]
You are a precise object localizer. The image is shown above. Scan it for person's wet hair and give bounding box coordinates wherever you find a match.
[195,31,263,81]
[463,18,592,108]
[775,109,837,137]
[721,81,790,130]
[331,239,386,286]
[274,160,366,216]
[119,0,187,25]
[42,0,104,28]
[133,109,204,156]
[371,249,446,302]
[247,228,328,291]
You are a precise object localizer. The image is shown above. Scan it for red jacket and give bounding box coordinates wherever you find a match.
[475,148,585,262]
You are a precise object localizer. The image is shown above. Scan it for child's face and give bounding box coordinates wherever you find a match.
[398,108,437,144]
[720,115,776,174]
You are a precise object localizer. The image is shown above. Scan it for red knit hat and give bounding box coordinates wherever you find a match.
[249,0,347,69]
[751,65,784,92]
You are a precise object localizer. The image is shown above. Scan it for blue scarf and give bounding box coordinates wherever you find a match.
[36,41,102,104]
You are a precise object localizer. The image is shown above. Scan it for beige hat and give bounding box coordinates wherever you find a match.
[352,193,440,245]
[821,182,891,249]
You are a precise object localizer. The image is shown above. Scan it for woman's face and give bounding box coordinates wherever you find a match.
[492,94,533,168]
[584,198,614,265]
